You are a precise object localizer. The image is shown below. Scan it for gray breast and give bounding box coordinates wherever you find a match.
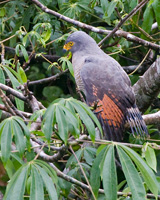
[72,54,86,94]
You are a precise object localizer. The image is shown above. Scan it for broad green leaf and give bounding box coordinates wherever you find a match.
[14,116,30,138]
[84,147,96,165]
[56,105,68,144]
[2,67,24,111]
[69,100,96,141]
[11,120,25,156]
[34,160,57,184]
[36,165,58,200]
[120,145,158,197]
[4,164,28,200]
[59,105,80,137]
[17,67,27,83]
[152,0,160,28]
[90,145,107,198]
[65,100,76,114]
[145,145,157,172]
[102,145,117,200]
[0,68,5,84]
[1,121,12,163]
[30,166,44,200]
[67,60,74,77]
[77,100,103,136]
[0,7,5,17]
[66,148,83,168]
[117,146,146,200]
[42,104,55,141]
[142,4,154,34]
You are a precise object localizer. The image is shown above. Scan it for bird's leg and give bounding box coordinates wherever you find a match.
[92,100,103,114]
[76,87,86,103]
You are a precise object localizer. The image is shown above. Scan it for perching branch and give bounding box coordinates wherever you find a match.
[28,69,68,86]
[31,0,160,51]
[133,56,160,113]
[0,83,27,101]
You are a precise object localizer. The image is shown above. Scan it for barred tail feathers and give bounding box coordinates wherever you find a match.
[126,105,148,138]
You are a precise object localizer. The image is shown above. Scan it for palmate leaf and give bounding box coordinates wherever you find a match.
[42,104,56,141]
[42,97,101,143]
[56,105,68,144]
[117,146,146,200]
[102,145,117,200]
[33,160,57,184]
[119,144,158,198]
[2,67,24,111]
[0,120,12,163]
[90,145,107,198]
[36,165,58,200]
[30,167,44,200]
[3,163,29,200]
[0,116,30,162]
[3,161,58,200]
[69,100,96,141]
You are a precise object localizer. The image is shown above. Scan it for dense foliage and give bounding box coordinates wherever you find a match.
[0,0,160,199]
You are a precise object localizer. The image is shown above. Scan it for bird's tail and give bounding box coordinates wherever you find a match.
[126,105,149,138]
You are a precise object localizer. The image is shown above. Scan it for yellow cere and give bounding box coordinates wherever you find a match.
[63,41,75,51]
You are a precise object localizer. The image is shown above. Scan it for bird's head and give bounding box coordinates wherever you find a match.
[63,31,98,54]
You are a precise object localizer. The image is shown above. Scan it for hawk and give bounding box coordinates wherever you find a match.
[63,31,148,141]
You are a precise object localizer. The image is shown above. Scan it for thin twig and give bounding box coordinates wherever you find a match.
[34,143,45,160]
[129,49,151,75]
[0,34,16,44]
[70,145,96,200]
[98,0,149,46]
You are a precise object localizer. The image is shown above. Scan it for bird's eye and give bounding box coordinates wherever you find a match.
[69,41,74,46]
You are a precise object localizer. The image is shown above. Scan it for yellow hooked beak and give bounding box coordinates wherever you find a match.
[63,41,74,51]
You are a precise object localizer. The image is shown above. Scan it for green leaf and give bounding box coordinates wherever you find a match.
[120,145,158,197]
[17,67,27,83]
[67,60,74,77]
[69,100,96,141]
[4,164,28,200]
[66,148,83,168]
[77,100,103,136]
[145,145,157,172]
[142,4,154,34]
[36,165,58,200]
[117,146,146,200]
[84,147,96,165]
[0,68,5,84]
[152,0,160,29]
[90,146,107,198]
[14,116,30,139]
[34,160,57,184]
[1,120,12,163]
[42,104,55,141]
[30,166,44,200]
[2,67,24,111]
[11,120,26,156]
[56,105,68,144]
[59,105,80,137]
[102,145,117,200]
[0,7,5,17]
